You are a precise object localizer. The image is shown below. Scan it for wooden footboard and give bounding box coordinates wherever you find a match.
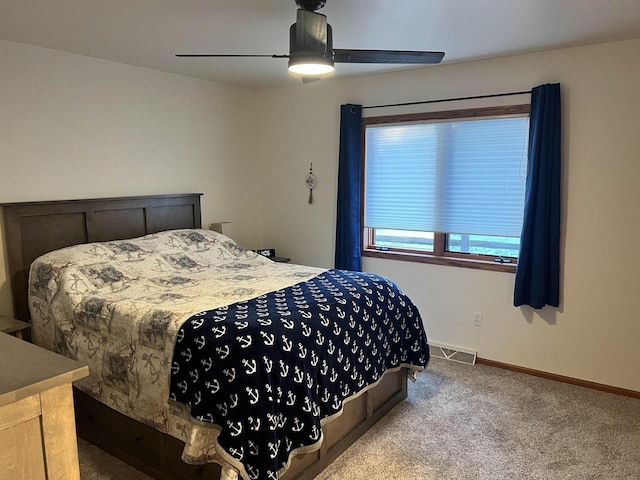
[74,368,408,480]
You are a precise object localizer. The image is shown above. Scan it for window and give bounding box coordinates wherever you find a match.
[362,105,530,272]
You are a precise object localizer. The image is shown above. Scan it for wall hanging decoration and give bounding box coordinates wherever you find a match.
[305,162,317,203]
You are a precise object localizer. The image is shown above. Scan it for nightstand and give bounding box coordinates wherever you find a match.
[273,256,291,263]
[0,315,29,339]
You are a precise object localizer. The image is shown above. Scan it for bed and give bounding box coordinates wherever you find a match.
[2,194,429,480]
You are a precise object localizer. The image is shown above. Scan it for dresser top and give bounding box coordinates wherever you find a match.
[0,333,89,406]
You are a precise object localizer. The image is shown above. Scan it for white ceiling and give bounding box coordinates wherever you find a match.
[2,0,640,90]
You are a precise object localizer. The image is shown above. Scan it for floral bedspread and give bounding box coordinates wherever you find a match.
[28,229,324,472]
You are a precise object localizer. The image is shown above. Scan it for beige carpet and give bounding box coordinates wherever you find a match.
[78,357,640,479]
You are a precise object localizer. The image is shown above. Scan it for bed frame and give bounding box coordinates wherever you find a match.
[1,194,408,480]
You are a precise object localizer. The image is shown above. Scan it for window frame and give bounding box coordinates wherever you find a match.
[361,104,531,273]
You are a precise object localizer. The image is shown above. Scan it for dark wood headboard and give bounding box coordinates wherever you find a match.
[2,194,202,321]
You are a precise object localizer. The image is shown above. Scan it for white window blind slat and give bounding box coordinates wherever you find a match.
[364,116,529,237]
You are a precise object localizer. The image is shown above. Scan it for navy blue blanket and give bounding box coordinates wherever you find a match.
[170,269,429,480]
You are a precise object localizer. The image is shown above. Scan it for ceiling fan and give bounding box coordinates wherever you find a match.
[176,0,445,82]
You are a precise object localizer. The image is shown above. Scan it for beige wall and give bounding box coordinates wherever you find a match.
[255,39,640,391]
[1,38,639,391]
[0,40,264,316]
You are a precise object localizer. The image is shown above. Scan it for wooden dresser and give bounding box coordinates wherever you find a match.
[0,333,89,479]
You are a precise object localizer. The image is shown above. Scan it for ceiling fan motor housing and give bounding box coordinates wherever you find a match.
[288,10,335,73]
[295,0,326,12]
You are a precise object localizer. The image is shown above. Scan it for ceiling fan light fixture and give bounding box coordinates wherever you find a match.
[177,1,445,82]
[288,57,334,75]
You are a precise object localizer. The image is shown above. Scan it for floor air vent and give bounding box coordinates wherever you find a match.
[429,343,477,365]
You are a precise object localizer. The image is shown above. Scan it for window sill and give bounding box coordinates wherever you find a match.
[362,249,517,273]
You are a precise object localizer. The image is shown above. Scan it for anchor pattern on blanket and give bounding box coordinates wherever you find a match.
[170,269,429,480]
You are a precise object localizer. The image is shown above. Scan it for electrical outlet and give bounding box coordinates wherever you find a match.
[473,312,484,327]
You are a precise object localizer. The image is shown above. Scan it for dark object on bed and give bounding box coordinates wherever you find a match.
[1,194,412,480]
[254,248,276,259]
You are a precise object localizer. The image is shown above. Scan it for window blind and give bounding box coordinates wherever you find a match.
[364,116,529,237]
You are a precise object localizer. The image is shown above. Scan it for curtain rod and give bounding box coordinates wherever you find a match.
[362,90,532,110]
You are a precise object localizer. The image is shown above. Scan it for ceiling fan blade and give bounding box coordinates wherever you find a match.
[176,54,289,58]
[333,49,444,64]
